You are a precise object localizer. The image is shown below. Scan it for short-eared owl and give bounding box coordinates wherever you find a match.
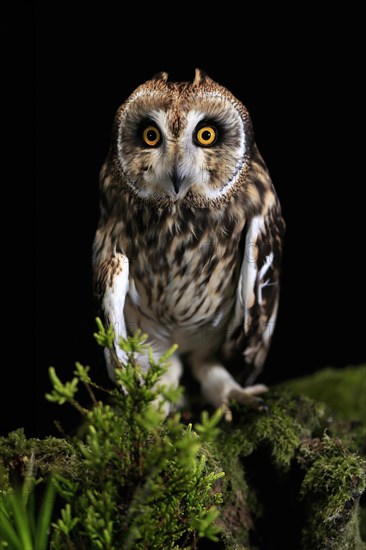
[93,69,285,417]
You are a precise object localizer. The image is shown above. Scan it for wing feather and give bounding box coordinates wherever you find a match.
[225,201,284,382]
[93,230,130,380]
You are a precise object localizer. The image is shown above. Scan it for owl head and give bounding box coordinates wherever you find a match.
[109,69,254,207]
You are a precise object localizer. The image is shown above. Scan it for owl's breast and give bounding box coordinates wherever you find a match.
[125,229,243,351]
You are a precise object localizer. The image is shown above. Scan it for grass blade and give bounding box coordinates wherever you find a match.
[0,499,24,550]
[9,492,33,550]
[35,478,56,550]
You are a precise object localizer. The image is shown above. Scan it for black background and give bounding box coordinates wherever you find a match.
[6,9,365,438]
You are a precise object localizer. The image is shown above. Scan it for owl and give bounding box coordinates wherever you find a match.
[93,69,285,418]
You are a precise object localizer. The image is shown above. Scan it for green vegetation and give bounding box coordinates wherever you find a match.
[1,323,224,549]
[0,323,365,549]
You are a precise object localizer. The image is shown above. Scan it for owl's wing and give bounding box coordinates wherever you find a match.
[93,233,129,380]
[225,202,285,383]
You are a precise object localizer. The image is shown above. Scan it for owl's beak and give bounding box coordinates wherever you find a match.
[170,166,185,195]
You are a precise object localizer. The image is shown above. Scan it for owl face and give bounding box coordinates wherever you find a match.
[111,70,253,207]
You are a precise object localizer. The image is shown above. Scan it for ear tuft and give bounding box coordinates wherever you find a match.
[193,68,208,85]
[151,71,169,82]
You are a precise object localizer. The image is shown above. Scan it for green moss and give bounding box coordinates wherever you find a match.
[284,365,366,457]
[0,462,9,494]
[230,390,322,471]
[213,432,252,549]
[299,435,366,548]
[284,365,366,422]
[213,385,365,549]
[360,506,366,542]
[0,429,78,490]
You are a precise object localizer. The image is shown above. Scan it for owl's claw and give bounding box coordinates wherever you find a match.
[259,401,270,414]
[219,402,233,422]
[228,383,269,411]
[218,384,269,422]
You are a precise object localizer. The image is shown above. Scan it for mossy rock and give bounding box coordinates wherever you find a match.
[213,379,365,550]
[285,365,366,456]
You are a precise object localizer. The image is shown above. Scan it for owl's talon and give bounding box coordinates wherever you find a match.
[259,402,270,414]
[228,384,269,411]
[219,402,233,422]
[248,396,268,412]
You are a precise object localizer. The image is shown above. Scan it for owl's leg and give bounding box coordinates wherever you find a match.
[137,351,183,417]
[190,357,267,421]
[159,352,184,416]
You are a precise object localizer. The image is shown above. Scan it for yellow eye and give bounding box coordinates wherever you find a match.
[195,126,217,146]
[142,125,161,147]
